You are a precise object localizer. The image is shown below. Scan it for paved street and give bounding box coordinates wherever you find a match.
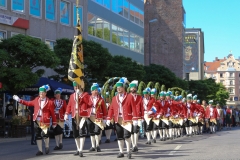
[1,127,240,160]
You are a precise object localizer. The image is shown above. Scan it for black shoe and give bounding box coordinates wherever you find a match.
[59,143,63,149]
[89,147,96,151]
[145,141,149,144]
[99,140,102,145]
[36,151,43,156]
[148,141,151,145]
[79,152,83,157]
[163,137,166,141]
[74,151,79,156]
[160,138,163,141]
[153,139,156,143]
[117,152,124,158]
[54,146,60,150]
[170,137,173,140]
[132,146,138,152]
[127,152,132,159]
[105,139,110,143]
[210,132,212,134]
[31,142,36,145]
[45,148,49,154]
[96,146,101,152]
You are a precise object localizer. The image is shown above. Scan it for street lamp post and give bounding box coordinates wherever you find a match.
[148,19,158,65]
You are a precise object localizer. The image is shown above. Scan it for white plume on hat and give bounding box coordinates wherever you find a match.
[130,80,138,87]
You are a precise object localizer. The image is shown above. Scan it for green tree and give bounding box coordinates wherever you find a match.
[143,64,185,90]
[52,38,112,90]
[0,34,60,94]
[104,55,145,82]
[215,83,229,106]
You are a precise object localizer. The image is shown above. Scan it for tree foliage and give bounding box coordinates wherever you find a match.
[188,78,229,105]
[103,55,146,83]
[0,34,60,94]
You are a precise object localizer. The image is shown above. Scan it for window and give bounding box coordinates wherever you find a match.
[230,80,233,85]
[0,0,7,8]
[129,4,135,22]
[29,0,41,17]
[220,73,223,78]
[88,13,97,36]
[73,4,83,27]
[111,0,118,13]
[118,0,123,16]
[103,0,110,9]
[230,73,233,77]
[103,21,110,41]
[60,1,70,25]
[220,80,224,84]
[230,97,233,101]
[112,24,118,44]
[96,17,103,39]
[123,0,129,19]
[0,30,6,42]
[12,0,24,13]
[45,0,56,21]
[45,40,55,50]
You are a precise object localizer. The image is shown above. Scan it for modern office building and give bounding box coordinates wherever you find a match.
[0,0,88,48]
[144,0,185,78]
[184,28,205,80]
[87,0,144,64]
[204,53,239,107]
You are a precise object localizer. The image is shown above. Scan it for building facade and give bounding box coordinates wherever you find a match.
[144,0,185,78]
[204,54,239,107]
[87,0,144,64]
[184,28,205,80]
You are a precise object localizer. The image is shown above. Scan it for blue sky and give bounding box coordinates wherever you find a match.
[183,0,240,62]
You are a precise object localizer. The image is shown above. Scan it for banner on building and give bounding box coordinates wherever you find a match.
[0,13,29,29]
[184,33,199,73]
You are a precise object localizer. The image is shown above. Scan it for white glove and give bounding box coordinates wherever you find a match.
[106,120,111,126]
[133,120,138,126]
[64,114,68,120]
[103,119,107,124]
[147,111,153,115]
[13,95,20,102]
[156,115,160,118]
[184,118,187,122]
[76,89,80,94]
[165,113,170,117]
[175,115,179,118]
[197,113,201,116]
[193,113,197,117]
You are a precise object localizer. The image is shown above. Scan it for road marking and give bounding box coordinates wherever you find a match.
[168,145,182,155]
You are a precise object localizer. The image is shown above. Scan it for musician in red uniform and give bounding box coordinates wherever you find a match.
[103,92,113,143]
[184,94,198,136]
[158,91,170,141]
[129,80,142,152]
[13,85,57,156]
[64,81,90,157]
[205,100,219,134]
[106,77,138,159]
[52,88,67,150]
[87,83,107,152]
[178,97,187,137]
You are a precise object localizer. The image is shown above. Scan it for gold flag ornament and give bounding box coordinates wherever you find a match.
[68,0,84,88]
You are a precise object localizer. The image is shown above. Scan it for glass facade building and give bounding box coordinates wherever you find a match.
[88,0,144,64]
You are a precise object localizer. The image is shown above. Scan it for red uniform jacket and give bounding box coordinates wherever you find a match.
[137,97,155,119]
[178,102,187,119]
[132,94,143,118]
[65,92,90,118]
[53,98,67,121]
[107,92,137,122]
[19,97,56,126]
[205,106,219,119]
[158,100,170,118]
[194,103,205,119]
[167,100,180,117]
[185,102,197,118]
[87,95,108,119]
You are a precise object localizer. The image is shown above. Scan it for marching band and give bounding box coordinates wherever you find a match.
[12,77,223,158]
